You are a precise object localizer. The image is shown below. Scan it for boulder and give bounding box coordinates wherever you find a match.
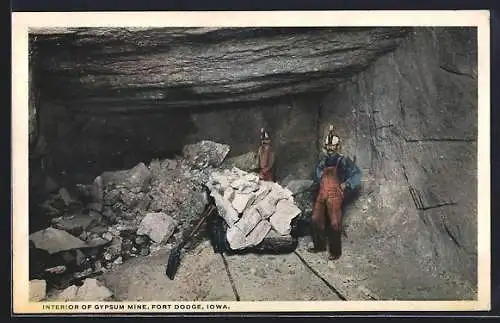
[52,279,113,301]
[136,212,177,243]
[223,151,258,172]
[52,214,97,236]
[101,162,151,191]
[29,227,88,254]
[182,140,231,169]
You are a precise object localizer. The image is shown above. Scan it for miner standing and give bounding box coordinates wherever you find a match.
[255,128,276,182]
[308,124,362,260]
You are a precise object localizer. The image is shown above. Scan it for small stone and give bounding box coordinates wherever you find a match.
[102,232,114,242]
[79,231,89,241]
[94,261,103,271]
[113,256,123,265]
[136,212,177,243]
[140,247,150,256]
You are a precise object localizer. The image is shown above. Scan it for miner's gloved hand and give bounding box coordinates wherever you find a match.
[340,182,348,191]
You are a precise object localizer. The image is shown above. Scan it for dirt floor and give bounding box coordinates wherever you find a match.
[99,235,476,302]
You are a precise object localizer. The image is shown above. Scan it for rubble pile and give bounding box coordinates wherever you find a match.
[207,167,302,250]
[29,140,232,296]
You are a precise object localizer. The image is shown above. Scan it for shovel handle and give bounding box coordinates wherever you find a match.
[180,204,216,249]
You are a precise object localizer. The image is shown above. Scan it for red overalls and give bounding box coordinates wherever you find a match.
[311,160,344,259]
[258,144,275,182]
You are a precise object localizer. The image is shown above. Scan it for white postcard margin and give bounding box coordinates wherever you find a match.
[11,10,491,314]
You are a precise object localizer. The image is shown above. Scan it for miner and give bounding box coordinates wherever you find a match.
[255,128,276,182]
[308,124,362,260]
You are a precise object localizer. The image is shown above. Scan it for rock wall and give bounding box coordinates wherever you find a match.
[318,27,477,298]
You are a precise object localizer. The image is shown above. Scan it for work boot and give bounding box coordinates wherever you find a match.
[327,230,342,260]
[307,225,326,253]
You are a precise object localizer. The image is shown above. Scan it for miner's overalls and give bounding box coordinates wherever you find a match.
[311,159,344,259]
[258,144,275,182]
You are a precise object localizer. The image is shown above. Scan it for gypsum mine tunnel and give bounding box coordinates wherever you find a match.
[28,27,478,300]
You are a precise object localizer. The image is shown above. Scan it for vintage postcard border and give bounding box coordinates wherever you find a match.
[11,10,491,314]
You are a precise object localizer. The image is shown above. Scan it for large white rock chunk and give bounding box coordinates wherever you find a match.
[245,220,272,248]
[211,190,239,227]
[226,226,247,250]
[232,192,256,214]
[269,199,302,235]
[235,207,262,236]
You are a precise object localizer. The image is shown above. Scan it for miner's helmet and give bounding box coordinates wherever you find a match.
[260,128,271,144]
[324,124,340,154]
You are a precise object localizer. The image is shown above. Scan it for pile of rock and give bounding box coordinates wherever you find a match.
[206,167,302,250]
[30,140,233,287]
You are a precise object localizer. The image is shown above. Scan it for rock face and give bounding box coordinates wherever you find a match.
[316,27,478,299]
[31,27,408,109]
[29,27,478,299]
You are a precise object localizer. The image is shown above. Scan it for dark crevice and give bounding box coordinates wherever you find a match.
[442,221,462,248]
[405,138,476,143]
[220,253,240,301]
[375,124,395,130]
[421,202,458,211]
[439,65,475,79]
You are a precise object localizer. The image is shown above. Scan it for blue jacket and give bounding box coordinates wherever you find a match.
[314,153,362,191]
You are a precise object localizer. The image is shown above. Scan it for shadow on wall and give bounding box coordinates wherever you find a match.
[34,92,323,185]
